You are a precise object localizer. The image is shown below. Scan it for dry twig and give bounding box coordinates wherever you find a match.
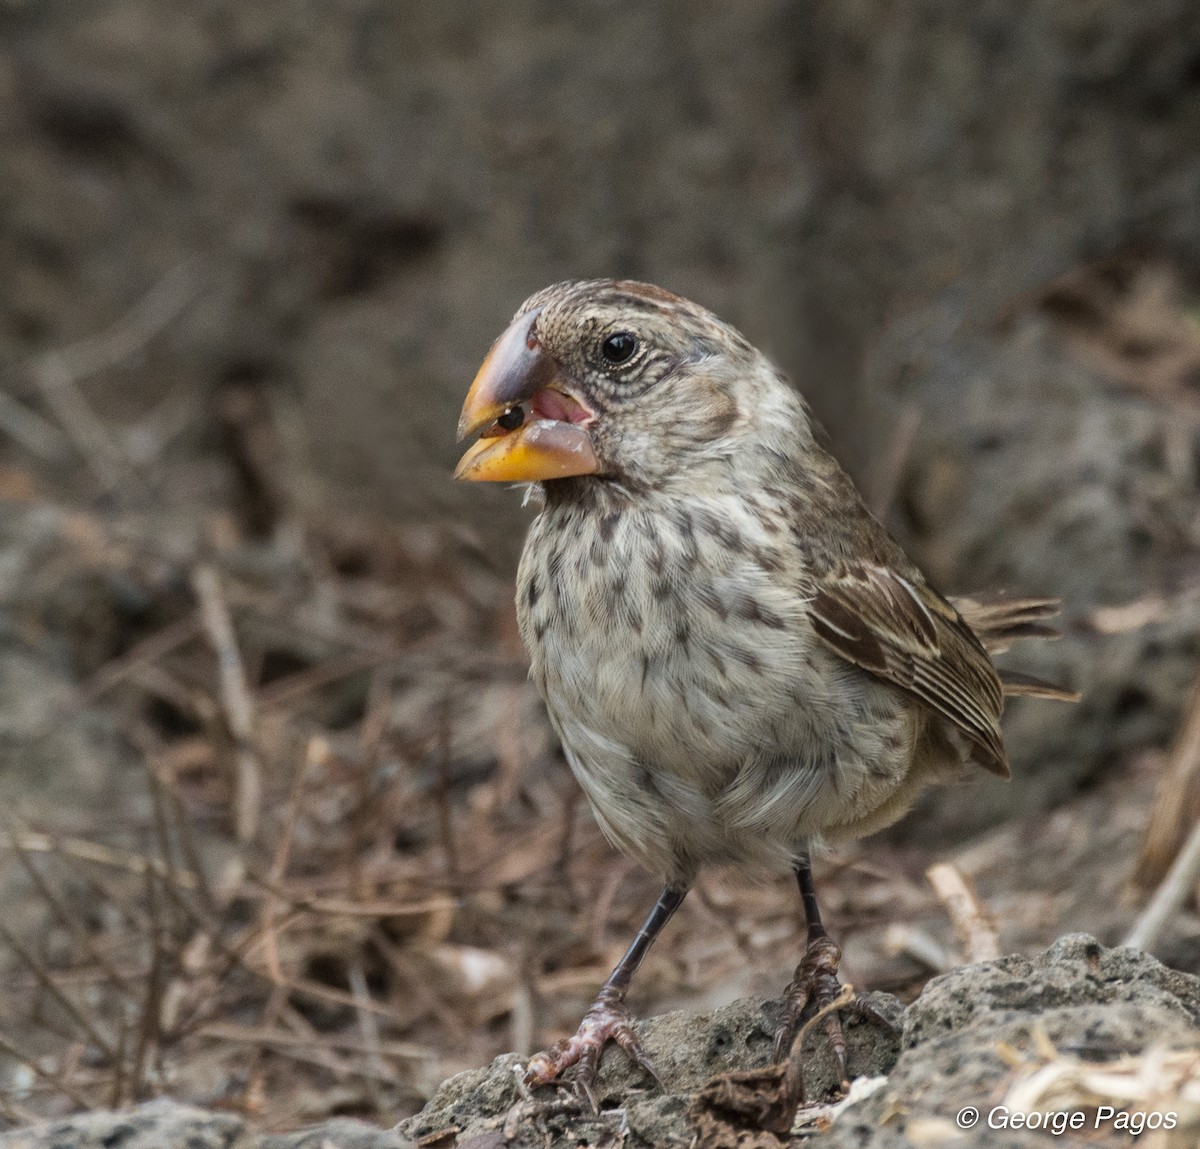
[1125,820,1200,953]
[1133,666,1200,890]
[193,563,263,843]
[0,921,116,1061]
[0,831,202,890]
[927,861,1001,963]
[0,388,70,461]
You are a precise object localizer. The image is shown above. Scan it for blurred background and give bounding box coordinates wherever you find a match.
[1,0,1199,1131]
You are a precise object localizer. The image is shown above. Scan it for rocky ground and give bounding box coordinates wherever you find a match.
[4,937,1198,1148]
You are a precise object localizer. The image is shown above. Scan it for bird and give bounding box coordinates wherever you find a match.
[453,278,1076,1105]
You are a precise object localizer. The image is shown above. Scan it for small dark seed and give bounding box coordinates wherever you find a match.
[497,406,525,431]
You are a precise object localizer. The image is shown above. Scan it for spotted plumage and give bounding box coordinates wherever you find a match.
[455,278,1076,1102]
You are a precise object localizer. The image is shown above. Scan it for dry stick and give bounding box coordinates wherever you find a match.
[349,963,385,1112]
[197,1021,428,1061]
[139,741,218,1059]
[238,867,457,919]
[33,354,144,495]
[554,787,583,907]
[156,858,424,1040]
[250,941,411,1043]
[154,899,307,1044]
[18,262,198,486]
[265,973,405,1025]
[370,927,472,1042]
[0,830,201,891]
[590,860,634,955]
[0,921,117,1061]
[1125,819,1200,952]
[434,697,461,879]
[130,664,216,736]
[8,831,138,1001]
[883,922,955,973]
[46,263,199,386]
[257,736,319,986]
[229,1033,402,1086]
[257,646,397,710]
[926,861,1002,963]
[0,386,70,460]
[73,614,201,709]
[143,752,186,923]
[0,1027,94,1111]
[38,839,156,935]
[346,666,395,893]
[129,867,167,1100]
[241,981,287,1115]
[0,1088,41,1127]
[157,754,220,917]
[780,983,857,1110]
[192,563,263,843]
[241,739,319,1107]
[139,732,224,924]
[109,1011,128,1110]
[1133,666,1200,889]
[509,958,536,1059]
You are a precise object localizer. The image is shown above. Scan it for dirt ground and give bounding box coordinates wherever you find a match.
[2,0,1200,1140]
[0,294,1197,1131]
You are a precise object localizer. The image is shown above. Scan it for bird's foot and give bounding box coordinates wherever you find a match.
[524,985,661,1111]
[772,934,892,1097]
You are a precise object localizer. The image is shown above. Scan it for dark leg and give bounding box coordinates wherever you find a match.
[796,856,827,946]
[525,885,687,1108]
[773,856,853,1089]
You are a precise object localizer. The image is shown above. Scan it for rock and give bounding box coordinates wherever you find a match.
[819,936,1200,1148]
[883,314,1200,839]
[0,1103,418,1149]
[400,936,1199,1148]
[0,1101,246,1149]
[400,994,902,1147]
[6,0,1200,561]
[5,0,1199,832]
[903,934,1200,1047]
[258,1118,416,1149]
[4,938,1197,1147]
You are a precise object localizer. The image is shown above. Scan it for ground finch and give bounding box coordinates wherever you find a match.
[454,279,1075,1104]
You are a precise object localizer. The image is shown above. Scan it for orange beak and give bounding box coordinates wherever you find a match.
[455,310,599,483]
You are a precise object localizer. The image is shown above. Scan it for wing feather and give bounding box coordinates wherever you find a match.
[810,563,1011,776]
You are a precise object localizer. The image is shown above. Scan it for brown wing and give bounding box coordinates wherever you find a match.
[809,563,1011,776]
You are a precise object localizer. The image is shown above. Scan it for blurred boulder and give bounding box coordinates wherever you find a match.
[2,0,1199,824]
[880,304,1200,838]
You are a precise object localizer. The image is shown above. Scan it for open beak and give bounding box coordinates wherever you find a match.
[454,309,599,483]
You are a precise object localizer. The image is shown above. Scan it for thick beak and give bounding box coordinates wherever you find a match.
[454,309,600,483]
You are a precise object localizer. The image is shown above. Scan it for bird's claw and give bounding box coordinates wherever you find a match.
[772,934,890,1092]
[524,989,661,1111]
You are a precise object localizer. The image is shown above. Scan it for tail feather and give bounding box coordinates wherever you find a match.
[997,668,1081,702]
[950,594,1080,702]
[951,595,1064,654]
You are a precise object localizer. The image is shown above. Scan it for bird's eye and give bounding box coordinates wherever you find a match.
[600,332,638,365]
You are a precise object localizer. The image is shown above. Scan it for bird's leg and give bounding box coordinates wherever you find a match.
[773,856,886,1093]
[525,885,687,1109]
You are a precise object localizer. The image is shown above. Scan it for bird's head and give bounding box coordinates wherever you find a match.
[454,279,805,491]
